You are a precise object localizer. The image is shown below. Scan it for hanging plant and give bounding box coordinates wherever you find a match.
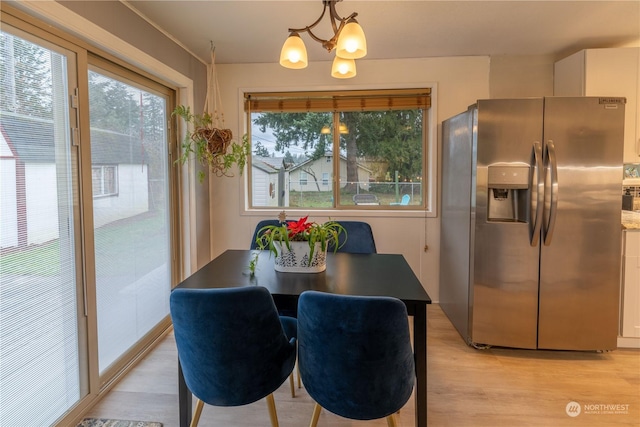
[173,105,249,181]
[173,43,249,182]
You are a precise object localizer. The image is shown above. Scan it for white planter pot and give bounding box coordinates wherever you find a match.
[274,241,327,273]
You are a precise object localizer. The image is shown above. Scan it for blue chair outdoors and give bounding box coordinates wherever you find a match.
[328,220,377,254]
[170,287,297,427]
[297,291,415,427]
[390,194,411,206]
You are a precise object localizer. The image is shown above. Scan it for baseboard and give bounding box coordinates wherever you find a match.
[617,336,640,349]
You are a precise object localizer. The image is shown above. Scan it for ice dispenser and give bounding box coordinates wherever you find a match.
[487,164,530,222]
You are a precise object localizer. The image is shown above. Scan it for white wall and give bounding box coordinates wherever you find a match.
[489,54,555,98]
[25,164,59,245]
[213,56,491,301]
[251,167,270,206]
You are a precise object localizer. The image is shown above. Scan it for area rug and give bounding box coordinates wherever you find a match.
[77,419,162,427]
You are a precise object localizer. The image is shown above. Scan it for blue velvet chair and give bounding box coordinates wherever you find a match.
[170,287,297,427]
[250,219,286,249]
[251,218,298,315]
[250,219,302,390]
[297,291,414,426]
[328,220,377,254]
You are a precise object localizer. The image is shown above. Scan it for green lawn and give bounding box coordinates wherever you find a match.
[93,210,169,277]
[1,240,63,275]
[1,210,169,276]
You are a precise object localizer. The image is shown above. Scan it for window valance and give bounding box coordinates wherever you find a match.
[244,89,431,113]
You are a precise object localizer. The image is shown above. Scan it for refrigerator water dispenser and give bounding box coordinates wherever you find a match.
[487,164,530,222]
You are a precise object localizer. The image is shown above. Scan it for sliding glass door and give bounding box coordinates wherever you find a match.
[0,28,85,426]
[1,17,176,425]
[87,64,172,374]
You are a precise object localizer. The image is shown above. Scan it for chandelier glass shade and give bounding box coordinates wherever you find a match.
[279,33,308,69]
[279,0,366,78]
[331,56,356,78]
[335,19,367,59]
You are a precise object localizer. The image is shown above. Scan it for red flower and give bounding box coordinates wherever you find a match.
[286,216,312,239]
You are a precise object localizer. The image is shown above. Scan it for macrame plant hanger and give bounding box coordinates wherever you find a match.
[204,44,227,130]
[198,43,232,164]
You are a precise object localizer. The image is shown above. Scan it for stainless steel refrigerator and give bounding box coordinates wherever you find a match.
[439,97,625,351]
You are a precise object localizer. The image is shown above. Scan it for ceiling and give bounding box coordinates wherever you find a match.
[125,0,640,65]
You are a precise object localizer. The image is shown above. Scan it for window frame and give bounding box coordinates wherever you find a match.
[244,88,435,213]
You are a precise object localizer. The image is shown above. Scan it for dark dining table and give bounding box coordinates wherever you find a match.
[174,249,432,427]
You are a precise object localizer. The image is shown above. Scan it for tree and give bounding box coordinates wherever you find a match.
[0,33,52,119]
[283,150,295,165]
[253,140,270,157]
[254,112,332,155]
[348,110,423,182]
[89,71,140,135]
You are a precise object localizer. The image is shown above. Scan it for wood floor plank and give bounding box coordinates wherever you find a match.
[84,304,640,426]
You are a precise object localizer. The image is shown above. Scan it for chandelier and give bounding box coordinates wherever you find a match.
[279,0,367,79]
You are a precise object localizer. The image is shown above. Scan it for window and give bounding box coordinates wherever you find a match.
[245,89,430,209]
[92,165,118,197]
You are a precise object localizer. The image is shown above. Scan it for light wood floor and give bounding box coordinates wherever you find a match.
[85,304,640,426]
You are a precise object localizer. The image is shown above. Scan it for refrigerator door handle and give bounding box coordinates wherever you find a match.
[530,141,544,246]
[543,139,559,246]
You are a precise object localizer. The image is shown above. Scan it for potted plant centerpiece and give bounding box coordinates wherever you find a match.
[255,212,347,273]
[172,105,250,182]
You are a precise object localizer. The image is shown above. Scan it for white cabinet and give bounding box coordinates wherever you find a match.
[554,48,639,164]
[621,230,640,346]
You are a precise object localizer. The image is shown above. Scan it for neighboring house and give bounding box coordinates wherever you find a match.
[0,113,149,249]
[251,156,289,207]
[89,127,149,229]
[288,152,372,192]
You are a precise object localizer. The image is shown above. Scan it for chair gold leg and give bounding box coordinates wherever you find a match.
[297,362,302,388]
[190,399,204,427]
[386,413,398,427]
[266,393,279,427]
[309,402,322,427]
[289,372,296,397]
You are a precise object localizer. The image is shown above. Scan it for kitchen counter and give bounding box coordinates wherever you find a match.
[622,210,640,230]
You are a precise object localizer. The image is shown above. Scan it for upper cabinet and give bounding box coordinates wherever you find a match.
[554,48,639,164]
